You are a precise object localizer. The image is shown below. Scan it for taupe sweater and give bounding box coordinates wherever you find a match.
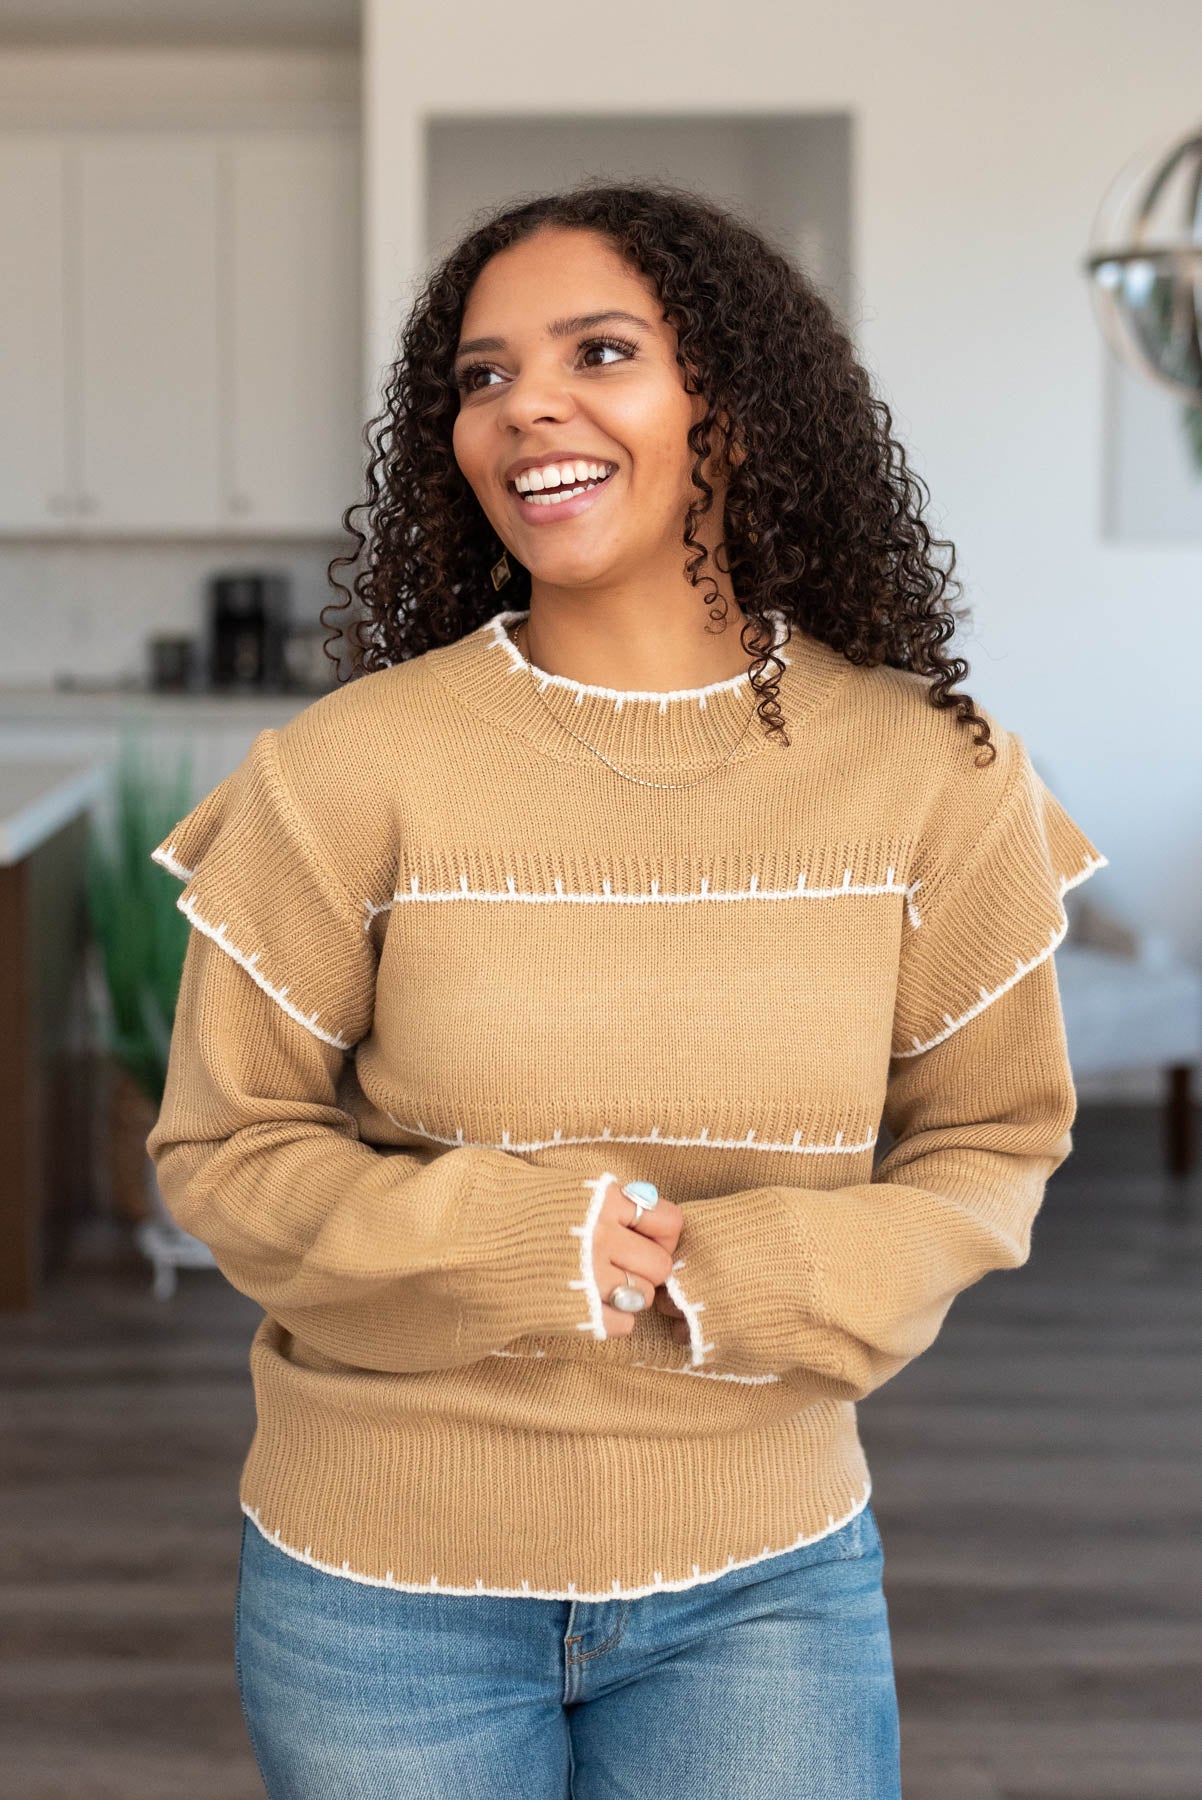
[146,606,1106,1601]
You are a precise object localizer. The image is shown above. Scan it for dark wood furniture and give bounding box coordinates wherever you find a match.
[0,761,107,1311]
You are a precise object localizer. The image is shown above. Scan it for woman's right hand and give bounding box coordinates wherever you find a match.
[592,1179,684,1336]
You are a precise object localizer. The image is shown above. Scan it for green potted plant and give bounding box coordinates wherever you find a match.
[85,728,216,1294]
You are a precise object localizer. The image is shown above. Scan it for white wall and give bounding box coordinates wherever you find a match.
[0,536,349,688]
[363,0,1202,998]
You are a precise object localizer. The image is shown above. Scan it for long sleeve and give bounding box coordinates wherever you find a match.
[149,929,624,1371]
[663,951,1074,1391]
[663,733,1107,1396]
[146,727,620,1372]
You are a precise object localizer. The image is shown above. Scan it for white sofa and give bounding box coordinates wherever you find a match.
[1058,884,1202,1178]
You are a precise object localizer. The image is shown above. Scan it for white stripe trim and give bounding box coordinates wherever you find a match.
[892,853,1109,1059]
[905,878,923,928]
[155,840,392,943]
[485,1346,782,1383]
[1061,851,1109,896]
[487,608,792,708]
[384,1115,877,1159]
[150,843,194,882]
[663,1261,714,1365]
[362,895,392,930]
[566,1170,616,1340]
[240,1482,873,1601]
[386,869,916,908]
[172,891,353,1051]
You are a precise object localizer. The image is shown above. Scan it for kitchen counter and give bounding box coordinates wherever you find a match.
[0,757,110,865]
[0,687,320,814]
[0,683,318,726]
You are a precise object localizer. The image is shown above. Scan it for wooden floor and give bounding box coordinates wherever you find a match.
[1,1102,1198,1799]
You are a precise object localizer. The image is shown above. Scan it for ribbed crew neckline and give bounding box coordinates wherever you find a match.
[427,606,853,770]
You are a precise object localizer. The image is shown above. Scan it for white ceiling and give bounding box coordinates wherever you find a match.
[0,0,359,48]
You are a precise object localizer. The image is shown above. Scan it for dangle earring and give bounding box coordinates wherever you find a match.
[489,548,512,591]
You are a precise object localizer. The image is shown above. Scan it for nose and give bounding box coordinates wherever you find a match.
[495,357,576,432]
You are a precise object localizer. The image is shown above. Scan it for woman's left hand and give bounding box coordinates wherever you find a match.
[654,1286,690,1344]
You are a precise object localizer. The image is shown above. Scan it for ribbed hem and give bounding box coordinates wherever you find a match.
[238,1324,872,1601]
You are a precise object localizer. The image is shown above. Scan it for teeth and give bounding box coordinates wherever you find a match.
[514,460,613,495]
[526,487,585,505]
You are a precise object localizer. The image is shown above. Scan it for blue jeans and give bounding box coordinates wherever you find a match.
[235,1499,902,1798]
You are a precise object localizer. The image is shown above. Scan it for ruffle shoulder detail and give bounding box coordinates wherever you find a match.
[891,732,1107,1059]
[150,727,377,1051]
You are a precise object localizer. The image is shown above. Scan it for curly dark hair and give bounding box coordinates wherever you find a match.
[324,178,995,765]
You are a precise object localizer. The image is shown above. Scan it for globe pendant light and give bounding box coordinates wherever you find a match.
[1082,119,1202,407]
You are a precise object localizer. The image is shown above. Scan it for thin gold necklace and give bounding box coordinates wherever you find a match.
[507,616,761,791]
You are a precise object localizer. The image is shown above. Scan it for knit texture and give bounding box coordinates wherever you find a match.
[146,606,1107,1601]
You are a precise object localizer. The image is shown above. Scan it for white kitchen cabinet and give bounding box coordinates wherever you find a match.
[0,123,362,538]
[77,132,223,530]
[226,130,363,534]
[0,136,70,531]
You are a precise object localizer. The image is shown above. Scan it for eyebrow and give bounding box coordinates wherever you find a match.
[453,309,654,364]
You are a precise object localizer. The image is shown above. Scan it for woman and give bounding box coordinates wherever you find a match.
[148,182,1106,1798]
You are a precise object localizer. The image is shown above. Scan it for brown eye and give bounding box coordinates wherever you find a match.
[454,332,638,395]
[455,364,497,393]
[580,335,639,367]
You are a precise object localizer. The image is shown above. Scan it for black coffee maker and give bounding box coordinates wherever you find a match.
[207,570,292,691]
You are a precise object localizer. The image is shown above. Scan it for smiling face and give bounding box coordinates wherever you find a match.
[451,225,730,596]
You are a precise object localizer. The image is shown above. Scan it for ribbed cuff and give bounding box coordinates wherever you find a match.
[448,1159,622,1357]
[666,1190,813,1374]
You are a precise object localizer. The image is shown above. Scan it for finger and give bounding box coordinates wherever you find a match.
[602,1228,673,1295]
[616,1185,683,1250]
[602,1271,656,1312]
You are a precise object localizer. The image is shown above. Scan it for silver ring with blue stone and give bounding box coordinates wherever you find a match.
[621,1179,660,1223]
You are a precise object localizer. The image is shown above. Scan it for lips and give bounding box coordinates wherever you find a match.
[506,465,617,525]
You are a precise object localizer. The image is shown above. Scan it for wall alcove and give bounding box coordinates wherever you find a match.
[424,112,854,326]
